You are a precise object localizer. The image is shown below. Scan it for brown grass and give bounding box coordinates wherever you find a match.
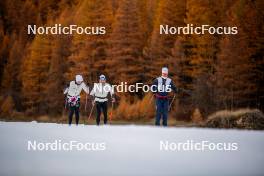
[114,93,155,121]
[206,108,264,130]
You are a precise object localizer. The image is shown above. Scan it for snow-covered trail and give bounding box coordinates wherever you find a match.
[0,122,263,176]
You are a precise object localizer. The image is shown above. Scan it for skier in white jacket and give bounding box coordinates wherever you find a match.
[90,75,115,125]
[64,75,89,125]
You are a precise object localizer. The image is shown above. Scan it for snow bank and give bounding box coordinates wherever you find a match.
[0,122,263,176]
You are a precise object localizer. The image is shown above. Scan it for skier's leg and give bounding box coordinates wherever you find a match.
[155,99,162,126]
[162,100,169,126]
[96,102,101,125]
[68,106,74,125]
[75,106,80,125]
[102,101,108,124]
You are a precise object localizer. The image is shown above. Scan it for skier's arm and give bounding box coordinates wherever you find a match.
[89,87,96,105]
[63,84,69,95]
[170,81,178,94]
[107,83,115,102]
[63,88,68,95]
[89,87,95,96]
[109,84,114,97]
[152,79,158,93]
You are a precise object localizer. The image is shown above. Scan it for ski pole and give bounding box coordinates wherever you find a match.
[109,101,114,123]
[85,93,88,112]
[83,97,86,124]
[62,97,67,122]
[88,102,95,122]
[169,94,176,111]
[149,94,154,104]
[64,97,67,109]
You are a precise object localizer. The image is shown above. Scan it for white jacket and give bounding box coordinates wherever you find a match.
[90,83,114,102]
[64,81,89,97]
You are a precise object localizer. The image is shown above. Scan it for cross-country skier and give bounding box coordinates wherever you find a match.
[64,75,89,125]
[90,75,115,125]
[152,67,178,126]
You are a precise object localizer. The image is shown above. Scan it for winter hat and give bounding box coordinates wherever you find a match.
[75,75,83,82]
[162,67,168,74]
[99,74,106,81]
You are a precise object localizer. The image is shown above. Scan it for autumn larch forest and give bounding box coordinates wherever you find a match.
[0,0,263,122]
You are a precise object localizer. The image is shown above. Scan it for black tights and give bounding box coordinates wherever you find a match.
[69,106,79,125]
[96,101,108,125]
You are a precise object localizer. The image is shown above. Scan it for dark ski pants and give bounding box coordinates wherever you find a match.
[155,98,169,126]
[69,106,79,125]
[96,101,108,125]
